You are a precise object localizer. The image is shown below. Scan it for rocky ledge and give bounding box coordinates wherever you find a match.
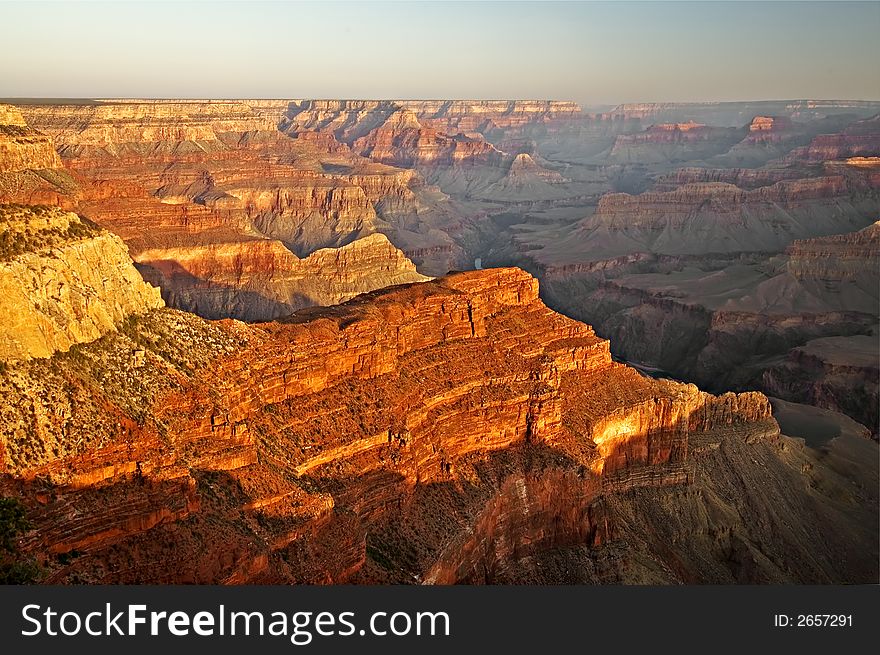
[0,205,162,360]
[3,266,832,584]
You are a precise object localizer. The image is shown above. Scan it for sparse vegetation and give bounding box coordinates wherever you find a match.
[0,497,40,584]
[0,203,102,261]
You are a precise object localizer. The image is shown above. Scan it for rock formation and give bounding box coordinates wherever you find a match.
[283,102,503,168]
[607,122,744,163]
[506,152,565,182]
[0,104,76,207]
[284,99,583,140]
[18,100,277,146]
[0,205,162,360]
[607,100,880,126]
[652,166,803,191]
[572,176,878,258]
[0,254,875,584]
[784,115,880,163]
[0,106,63,174]
[475,153,570,201]
[754,223,880,432]
[351,113,501,168]
[541,221,879,428]
[764,335,878,436]
[782,220,880,301]
[2,102,447,318]
[0,97,878,585]
[135,233,428,321]
[748,116,793,134]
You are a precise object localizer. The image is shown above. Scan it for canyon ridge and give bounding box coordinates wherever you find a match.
[0,97,876,583]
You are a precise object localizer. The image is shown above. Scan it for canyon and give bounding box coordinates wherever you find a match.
[0,229,874,583]
[2,102,439,320]
[0,96,877,584]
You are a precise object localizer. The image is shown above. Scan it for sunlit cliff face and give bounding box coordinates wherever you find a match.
[0,254,786,583]
[0,95,877,584]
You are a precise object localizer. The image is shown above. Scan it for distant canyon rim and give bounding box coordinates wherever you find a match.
[0,97,877,583]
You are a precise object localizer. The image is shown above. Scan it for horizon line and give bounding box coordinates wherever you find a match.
[3,96,880,105]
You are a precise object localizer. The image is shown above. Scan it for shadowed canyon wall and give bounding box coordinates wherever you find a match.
[0,249,875,583]
[4,101,438,319]
[0,97,877,584]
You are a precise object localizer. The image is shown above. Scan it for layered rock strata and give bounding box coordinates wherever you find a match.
[540,223,879,426]
[575,176,878,257]
[763,335,878,437]
[18,101,277,146]
[0,205,162,360]
[283,103,503,168]
[0,104,76,207]
[0,107,62,173]
[607,100,880,126]
[652,167,803,191]
[608,122,744,164]
[4,266,856,584]
[284,100,583,139]
[784,115,880,163]
[3,102,445,318]
[135,233,428,321]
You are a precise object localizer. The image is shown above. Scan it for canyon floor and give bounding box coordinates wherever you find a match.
[0,98,877,584]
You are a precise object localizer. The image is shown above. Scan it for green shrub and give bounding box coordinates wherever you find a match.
[0,497,40,584]
[0,497,28,552]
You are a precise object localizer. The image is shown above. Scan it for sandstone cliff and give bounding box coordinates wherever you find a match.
[0,101,453,317]
[0,100,877,575]
[0,205,163,360]
[0,104,76,207]
[0,120,62,174]
[653,166,802,191]
[284,99,583,140]
[135,233,429,321]
[10,266,860,584]
[540,220,879,426]
[763,335,878,437]
[592,121,746,165]
[747,116,793,134]
[284,103,503,168]
[784,115,880,163]
[577,176,878,258]
[19,101,276,146]
[783,220,880,298]
[14,102,420,254]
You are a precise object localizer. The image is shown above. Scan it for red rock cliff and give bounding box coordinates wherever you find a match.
[0,267,775,583]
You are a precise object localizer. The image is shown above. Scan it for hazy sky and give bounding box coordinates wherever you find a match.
[1,1,878,104]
